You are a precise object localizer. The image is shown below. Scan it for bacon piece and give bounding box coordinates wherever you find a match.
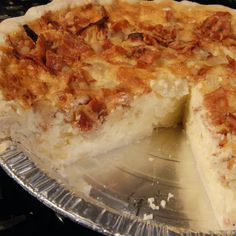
[74,110,93,131]
[21,79,48,97]
[226,55,236,71]
[139,23,177,47]
[197,65,212,76]
[80,22,108,52]
[137,50,160,68]
[57,32,87,62]
[101,45,128,64]
[127,45,160,67]
[89,98,107,118]
[21,90,36,106]
[223,36,236,47]
[78,15,108,35]
[23,25,38,42]
[111,19,130,32]
[152,24,176,46]
[61,4,108,34]
[169,40,199,54]
[204,87,229,126]
[31,35,47,62]
[128,32,144,41]
[46,50,64,72]
[143,34,159,47]
[196,11,232,41]
[128,45,146,59]
[40,11,59,29]
[102,39,113,50]
[11,34,48,70]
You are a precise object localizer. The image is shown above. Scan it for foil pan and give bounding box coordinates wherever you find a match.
[0,127,233,235]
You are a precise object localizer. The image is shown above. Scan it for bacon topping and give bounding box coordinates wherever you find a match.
[46,50,64,72]
[23,24,38,42]
[74,110,93,131]
[197,65,212,76]
[204,87,236,134]
[226,55,236,71]
[152,24,177,46]
[2,2,236,134]
[196,12,232,41]
[89,98,107,118]
[111,19,130,32]
[169,40,199,54]
[127,45,160,67]
[204,87,229,126]
[128,32,144,41]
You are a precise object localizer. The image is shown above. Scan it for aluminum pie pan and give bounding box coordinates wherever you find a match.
[0,128,234,236]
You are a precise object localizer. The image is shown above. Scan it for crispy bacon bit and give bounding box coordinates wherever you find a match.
[114,45,128,55]
[102,39,113,50]
[143,34,159,46]
[89,98,107,118]
[57,32,81,62]
[152,24,176,46]
[223,36,236,47]
[111,19,130,32]
[101,45,128,64]
[41,11,59,29]
[204,87,228,125]
[30,35,47,63]
[128,45,146,59]
[23,24,38,42]
[79,15,108,34]
[39,11,59,30]
[197,65,211,76]
[196,11,232,41]
[226,55,236,71]
[137,50,160,68]
[46,50,64,72]
[77,6,108,34]
[127,45,160,67]
[74,110,93,131]
[169,40,199,54]
[226,113,236,134]
[128,32,144,41]
[67,73,90,94]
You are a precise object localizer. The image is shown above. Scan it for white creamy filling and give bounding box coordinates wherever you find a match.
[30,91,186,165]
[186,86,236,230]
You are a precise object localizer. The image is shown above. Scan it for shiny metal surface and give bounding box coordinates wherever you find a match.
[0,127,234,235]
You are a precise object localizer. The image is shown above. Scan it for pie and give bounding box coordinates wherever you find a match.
[0,0,235,230]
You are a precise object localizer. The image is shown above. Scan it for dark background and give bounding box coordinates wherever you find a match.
[0,0,236,235]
